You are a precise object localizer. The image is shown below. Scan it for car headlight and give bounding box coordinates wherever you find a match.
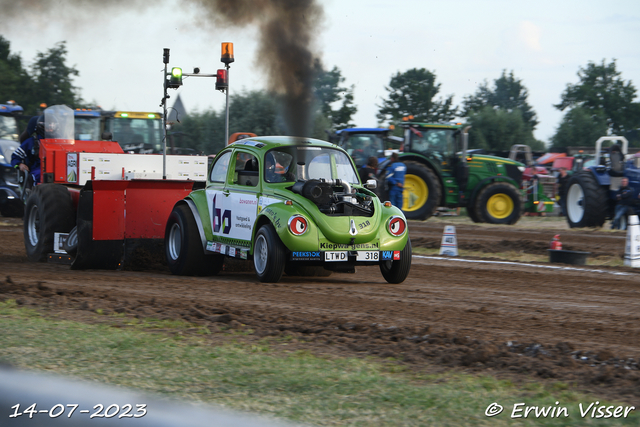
[517,166,525,172]
[387,215,406,236]
[288,215,308,236]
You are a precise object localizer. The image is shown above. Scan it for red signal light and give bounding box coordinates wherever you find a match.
[216,69,228,91]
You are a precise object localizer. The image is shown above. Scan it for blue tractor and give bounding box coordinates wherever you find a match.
[565,136,640,228]
[0,101,24,217]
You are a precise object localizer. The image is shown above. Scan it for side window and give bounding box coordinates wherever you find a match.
[264,150,295,183]
[235,153,259,187]
[210,151,232,183]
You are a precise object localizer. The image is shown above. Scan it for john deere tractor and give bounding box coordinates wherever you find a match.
[378,122,526,224]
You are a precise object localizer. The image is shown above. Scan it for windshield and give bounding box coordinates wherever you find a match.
[75,117,101,141]
[265,146,359,184]
[0,140,19,165]
[0,115,19,141]
[341,134,385,156]
[408,128,455,158]
[106,118,163,152]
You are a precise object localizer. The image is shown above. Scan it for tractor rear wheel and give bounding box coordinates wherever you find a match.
[566,171,607,228]
[380,238,412,284]
[475,182,522,225]
[400,161,441,221]
[165,204,223,276]
[24,184,76,262]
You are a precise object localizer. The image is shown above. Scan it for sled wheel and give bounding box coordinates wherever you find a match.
[24,184,75,262]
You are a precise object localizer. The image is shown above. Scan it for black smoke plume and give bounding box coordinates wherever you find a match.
[0,0,324,137]
[192,0,324,137]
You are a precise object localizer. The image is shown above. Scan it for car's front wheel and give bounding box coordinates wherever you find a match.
[165,204,223,276]
[380,238,412,284]
[253,223,286,283]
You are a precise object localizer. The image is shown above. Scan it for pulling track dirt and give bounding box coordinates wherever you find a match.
[1,217,639,405]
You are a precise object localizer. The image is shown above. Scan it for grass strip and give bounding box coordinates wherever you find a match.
[0,300,636,426]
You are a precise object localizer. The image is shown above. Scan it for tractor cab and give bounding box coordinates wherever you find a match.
[73,109,102,141]
[402,122,462,173]
[102,111,164,154]
[0,101,23,142]
[333,128,394,168]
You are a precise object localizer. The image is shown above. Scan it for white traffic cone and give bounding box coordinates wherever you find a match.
[624,215,640,267]
[439,225,458,256]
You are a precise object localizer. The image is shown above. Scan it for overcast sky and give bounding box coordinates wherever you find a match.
[1,0,639,145]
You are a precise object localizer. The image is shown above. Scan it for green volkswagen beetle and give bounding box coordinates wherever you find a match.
[164,136,411,283]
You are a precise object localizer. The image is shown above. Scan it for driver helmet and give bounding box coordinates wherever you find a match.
[36,115,58,138]
[35,116,45,138]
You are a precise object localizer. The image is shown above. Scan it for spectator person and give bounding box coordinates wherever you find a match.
[556,167,569,216]
[612,177,634,230]
[385,152,406,209]
[359,156,378,185]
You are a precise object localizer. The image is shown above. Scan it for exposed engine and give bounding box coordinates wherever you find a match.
[291,179,374,216]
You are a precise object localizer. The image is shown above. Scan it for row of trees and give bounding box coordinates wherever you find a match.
[1,34,638,154]
[377,61,640,151]
[0,36,84,120]
[174,59,640,154]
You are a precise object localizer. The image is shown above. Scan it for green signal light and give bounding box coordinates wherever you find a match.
[121,113,129,118]
[148,114,156,119]
[168,67,183,89]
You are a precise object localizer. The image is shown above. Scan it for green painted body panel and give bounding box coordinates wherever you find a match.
[185,189,212,236]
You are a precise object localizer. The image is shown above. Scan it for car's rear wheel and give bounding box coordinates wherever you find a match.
[253,223,285,283]
[380,238,412,284]
[165,204,223,276]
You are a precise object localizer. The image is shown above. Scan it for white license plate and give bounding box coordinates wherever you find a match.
[324,251,348,262]
[356,251,379,261]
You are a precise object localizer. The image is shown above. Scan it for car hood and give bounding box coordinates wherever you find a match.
[271,188,382,244]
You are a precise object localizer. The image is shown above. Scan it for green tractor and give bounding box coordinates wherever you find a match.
[379,122,526,224]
